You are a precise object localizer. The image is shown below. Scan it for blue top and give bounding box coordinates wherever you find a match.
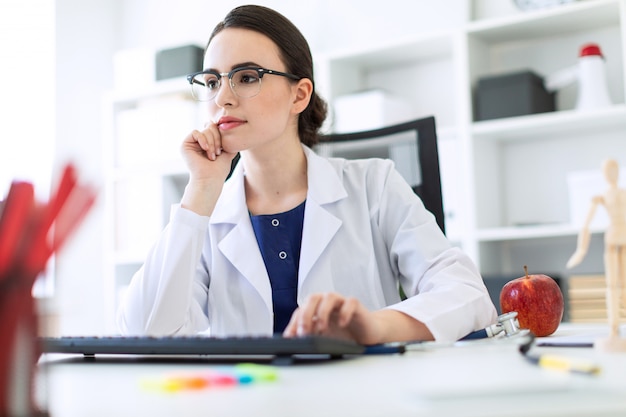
[250,201,306,333]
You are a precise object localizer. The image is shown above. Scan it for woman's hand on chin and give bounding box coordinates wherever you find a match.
[182,123,236,183]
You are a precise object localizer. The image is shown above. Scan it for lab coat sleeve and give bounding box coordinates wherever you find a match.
[116,205,211,336]
[376,165,497,342]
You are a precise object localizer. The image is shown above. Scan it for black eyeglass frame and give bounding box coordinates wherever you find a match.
[186,66,302,100]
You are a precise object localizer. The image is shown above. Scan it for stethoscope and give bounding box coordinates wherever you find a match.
[459,311,528,341]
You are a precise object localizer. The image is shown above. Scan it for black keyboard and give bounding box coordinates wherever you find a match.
[39,335,365,358]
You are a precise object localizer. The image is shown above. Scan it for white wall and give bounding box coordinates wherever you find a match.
[53,0,120,334]
[53,0,470,334]
[0,1,55,197]
[115,0,469,54]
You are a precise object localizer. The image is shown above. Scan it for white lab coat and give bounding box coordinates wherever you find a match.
[117,146,496,342]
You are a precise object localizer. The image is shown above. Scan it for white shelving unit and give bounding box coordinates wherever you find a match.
[317,0,625,274]
[466,0,625,283]
[103,0,626,330]
[101,77,199,329]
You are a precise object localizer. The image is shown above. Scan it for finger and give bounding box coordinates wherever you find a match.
[186,127,220,161]
[202,123,223,157]
[296,294,324,336]
[313,293,345,333]
[283,308,301,337]
[185,130,209,153]
[337,297,359,327]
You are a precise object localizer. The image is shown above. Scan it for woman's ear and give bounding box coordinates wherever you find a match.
[291,78,313,114]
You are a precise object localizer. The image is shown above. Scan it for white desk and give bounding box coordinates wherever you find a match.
[36,325,626,417]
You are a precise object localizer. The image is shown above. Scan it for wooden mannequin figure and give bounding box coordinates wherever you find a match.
[567,159,626,351]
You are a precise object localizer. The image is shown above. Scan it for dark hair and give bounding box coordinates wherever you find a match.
[208,5,327,147]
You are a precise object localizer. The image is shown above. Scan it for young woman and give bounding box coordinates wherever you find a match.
[117,5,497,344]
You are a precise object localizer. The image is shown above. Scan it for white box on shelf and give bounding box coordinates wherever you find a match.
[567,166,626,229]
[332,89,415,133]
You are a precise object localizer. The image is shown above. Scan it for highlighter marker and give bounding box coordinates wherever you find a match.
[525,353,601,375]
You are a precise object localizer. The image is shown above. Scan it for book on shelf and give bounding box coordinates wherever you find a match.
[568,274,626,323]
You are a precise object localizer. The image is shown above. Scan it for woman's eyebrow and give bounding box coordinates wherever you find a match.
[203,62,263,73]
[231,61,261,69]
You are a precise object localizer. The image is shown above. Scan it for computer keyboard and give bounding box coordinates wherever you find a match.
[39,335,366,358]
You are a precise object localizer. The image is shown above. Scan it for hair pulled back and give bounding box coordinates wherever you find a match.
[208,5,327,147]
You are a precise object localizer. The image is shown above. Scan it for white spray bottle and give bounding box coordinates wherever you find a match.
[544,43,613,111]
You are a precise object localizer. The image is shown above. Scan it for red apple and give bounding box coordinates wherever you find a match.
[499,266,564,337]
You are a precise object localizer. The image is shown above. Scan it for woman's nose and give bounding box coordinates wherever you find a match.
[213,79,237,107]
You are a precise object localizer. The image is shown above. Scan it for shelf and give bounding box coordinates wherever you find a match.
[466,0,621,43]
[471,104,626,141]
[476,223,603,242]
[318,31,461,131]
[321,31,454,69]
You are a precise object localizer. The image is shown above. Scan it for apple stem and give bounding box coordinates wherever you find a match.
[524,265,529,279]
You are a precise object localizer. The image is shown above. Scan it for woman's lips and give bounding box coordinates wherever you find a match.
[217,117,245,131]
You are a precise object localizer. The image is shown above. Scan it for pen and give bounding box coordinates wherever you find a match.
[518,332,601,375]
[535,341,594,348]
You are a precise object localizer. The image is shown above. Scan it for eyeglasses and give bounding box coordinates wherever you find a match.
[186,66,302,101]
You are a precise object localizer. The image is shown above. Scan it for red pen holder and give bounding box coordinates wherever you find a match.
[0,270,48,417]
[0,164,96,417]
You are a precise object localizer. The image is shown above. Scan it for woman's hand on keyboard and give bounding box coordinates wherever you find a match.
[282,292,434,345]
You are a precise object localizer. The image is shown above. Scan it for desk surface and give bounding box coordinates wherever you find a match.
[36,324,626,417]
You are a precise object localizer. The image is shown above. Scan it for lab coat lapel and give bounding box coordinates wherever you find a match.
[298,147,347,285]
[210,147,348,311]
[211,165,272,313]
